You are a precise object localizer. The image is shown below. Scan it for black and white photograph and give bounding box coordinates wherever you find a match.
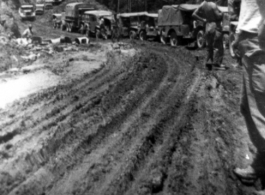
[0,0,265,194]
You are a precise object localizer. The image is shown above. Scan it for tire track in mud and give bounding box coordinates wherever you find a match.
[0,49,171,195]
[3,42,242,195]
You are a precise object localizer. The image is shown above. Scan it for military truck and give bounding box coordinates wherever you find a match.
[64,3,96,32]
[52,13,64,29]
[35,4,44,15]
[139,13,159,41]
[117,12,148,39]
[19,4,36,21]
[81,10,114,39]
[158,4,204,47]
[158,4,229,48]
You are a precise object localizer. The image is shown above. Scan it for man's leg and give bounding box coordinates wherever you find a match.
[213,30,224,65]
[235,37,265,181]
[205,31,214,64]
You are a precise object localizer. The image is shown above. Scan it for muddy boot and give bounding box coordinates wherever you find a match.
[234,166,257,183]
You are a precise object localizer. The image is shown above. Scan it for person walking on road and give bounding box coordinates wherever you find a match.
[232,0,265,194]
[192,0,225,69]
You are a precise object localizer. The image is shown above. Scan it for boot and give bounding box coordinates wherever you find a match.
[234,166,257,180]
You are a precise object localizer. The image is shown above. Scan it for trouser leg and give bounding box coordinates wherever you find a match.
[214,30,224,65]
[239,37,265,152]
[206,32,214,63]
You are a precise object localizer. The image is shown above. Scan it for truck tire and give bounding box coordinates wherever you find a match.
[139,30,146,41]
[196,30,205,49]
[229,32,236,58]
[170,31,178,47]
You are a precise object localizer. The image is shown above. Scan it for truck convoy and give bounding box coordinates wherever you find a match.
[51,2,233,48]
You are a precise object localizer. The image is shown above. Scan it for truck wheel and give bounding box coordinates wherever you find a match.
[196,30,205,49]
[129,31,136,40]
[139,31,146,41]
[170,31,178,47]
[229,32,236,58]
[223,33,229,49]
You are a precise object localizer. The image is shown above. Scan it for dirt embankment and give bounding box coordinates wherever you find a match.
[0,38,258,195]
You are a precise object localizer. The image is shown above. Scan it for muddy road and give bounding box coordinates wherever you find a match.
[0,40,258,195]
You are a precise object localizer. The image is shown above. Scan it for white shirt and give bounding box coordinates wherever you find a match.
[22,28,33,38]
[236,0,262,33]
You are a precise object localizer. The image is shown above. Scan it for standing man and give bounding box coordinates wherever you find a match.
[192,0,225,69]
[232,0,265,194]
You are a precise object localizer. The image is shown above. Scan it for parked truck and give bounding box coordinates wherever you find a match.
[35,3,45,15]
[64,3,96,32]
[158,4,205,47]
[19,4,36,21]
[139,13,159,41]
[158,4,229,48]
[80,10,114,39]
[117,12,148,39]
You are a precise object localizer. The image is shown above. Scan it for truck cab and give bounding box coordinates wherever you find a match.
[117,12,147,39]
[64,3,96,32]
[139,13,159,41]
[19,4,36,21]
[81,10,114,39]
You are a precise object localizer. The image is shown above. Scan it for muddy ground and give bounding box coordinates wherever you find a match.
[0,5,263,194]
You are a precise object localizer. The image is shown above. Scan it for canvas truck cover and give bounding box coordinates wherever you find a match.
[146,13,158,18]
[65,3,95,18]
[85,10,114,21]
[84,10,113,17]
[158,4,199,26]
[118,12,148,18]
[158,4,228,26]
[158,5,182,26]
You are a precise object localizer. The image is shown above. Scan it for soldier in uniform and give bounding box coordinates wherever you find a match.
[192,0,225,69]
